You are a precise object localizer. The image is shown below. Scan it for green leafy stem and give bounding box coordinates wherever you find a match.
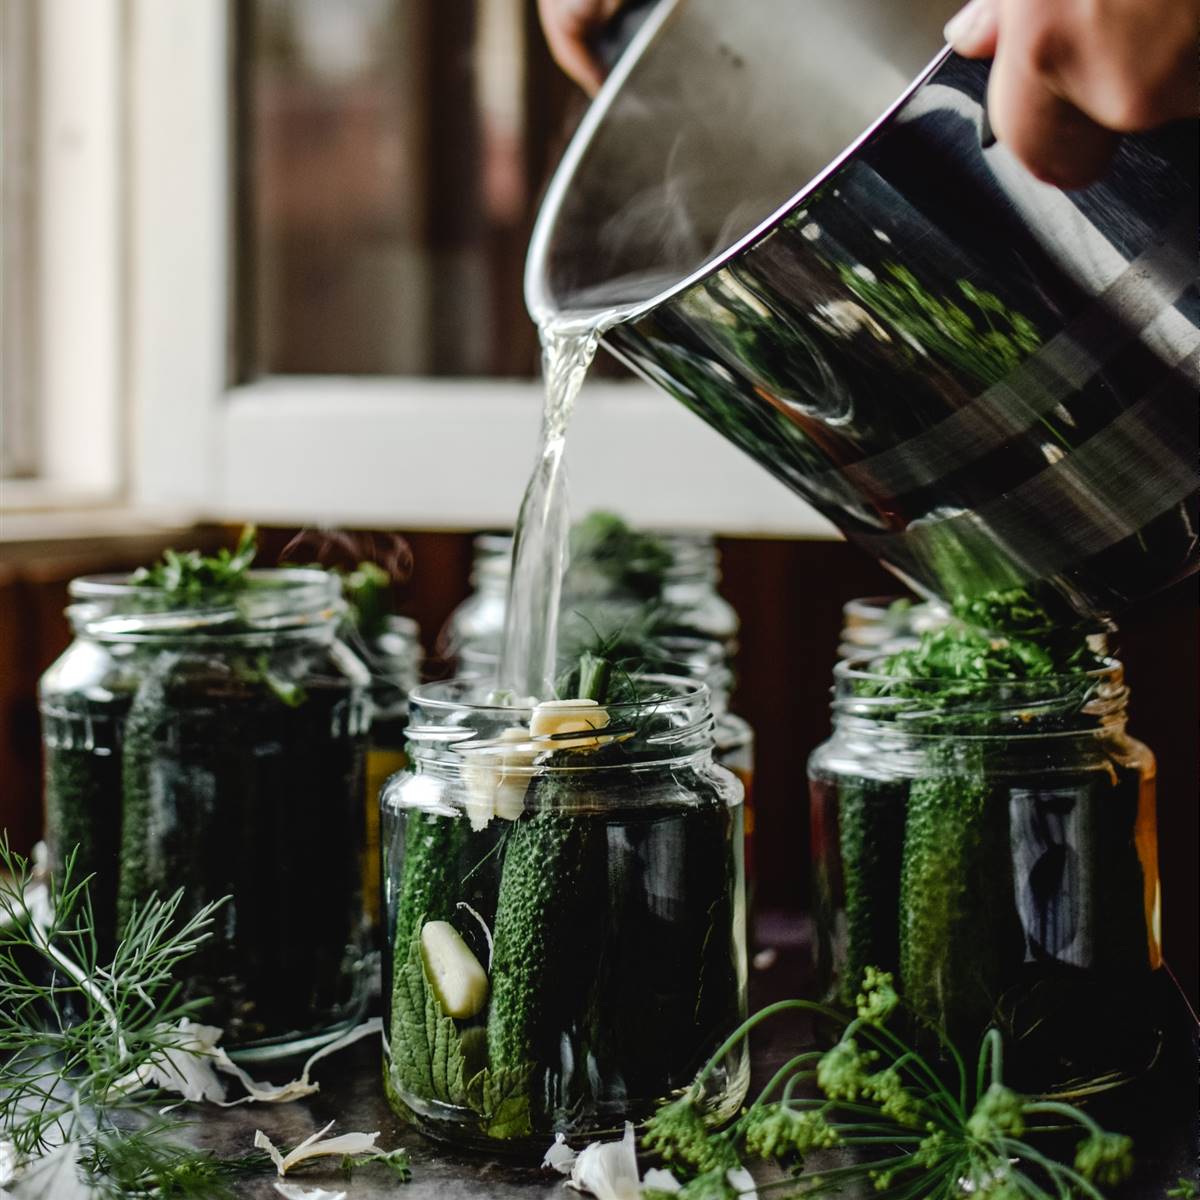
[641,967,1136,1200]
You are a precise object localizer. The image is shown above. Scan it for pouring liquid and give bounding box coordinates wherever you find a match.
[498,300,643,700]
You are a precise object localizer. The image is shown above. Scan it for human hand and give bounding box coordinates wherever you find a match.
[537,0,624,95]
[945,0,1198,188]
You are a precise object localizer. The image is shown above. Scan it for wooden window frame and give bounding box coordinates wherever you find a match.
[22,0,835,536]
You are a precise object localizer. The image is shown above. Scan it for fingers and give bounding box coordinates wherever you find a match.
[945,0,1198,187]
[1041,0,1200,133]
[537,0,624,96]
[988,24,1120,188]
[949,0,1113,185]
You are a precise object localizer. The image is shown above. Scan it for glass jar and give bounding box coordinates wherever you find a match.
[808,657,1162,1089]
[381,677,748,1153]
[442,530,739,669]
[653,534,739,650]
[837,594,949,660]
[357,615,423,937]
[39,570,372,1057]
[647,636,756,881]
[440,534,511,664]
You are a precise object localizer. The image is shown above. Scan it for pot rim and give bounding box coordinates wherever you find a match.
[524,0,957,324]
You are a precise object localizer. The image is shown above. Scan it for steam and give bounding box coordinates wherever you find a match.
[538,0,941,318]
[278,527,413,584]
[277,527,419,683]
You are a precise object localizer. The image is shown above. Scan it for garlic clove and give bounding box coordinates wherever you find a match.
[461,759,498,831]
[493,777,530,821]
[531,699,611,750]
[420,920,489,1019]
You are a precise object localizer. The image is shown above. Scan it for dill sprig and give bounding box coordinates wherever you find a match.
[1,842,413,1196]
[130,525,258,601]
[641,968,1136,1199]
[0,840,249,1196]
[79,1123,271,1199]
[0,840,224,1160]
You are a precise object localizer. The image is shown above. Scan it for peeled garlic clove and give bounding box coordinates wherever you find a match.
[420,921,489,1019]
[461,759,497,831]
[494,726,534,819]
[494,777,529,821]
[531,699,611,749]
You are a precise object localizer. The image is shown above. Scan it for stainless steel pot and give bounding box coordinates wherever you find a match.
[526,0,1199,617]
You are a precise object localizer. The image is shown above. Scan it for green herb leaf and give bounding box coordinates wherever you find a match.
[342,561,393,640]
[130,525,259,601]
[465,1063,534,1140]
[391,917,468,1106]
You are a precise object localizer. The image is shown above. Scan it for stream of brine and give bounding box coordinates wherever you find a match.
[497,269,682,697]
[497,311,625,699]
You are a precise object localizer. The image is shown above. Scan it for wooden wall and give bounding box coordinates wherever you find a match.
[2,528,1195,1001]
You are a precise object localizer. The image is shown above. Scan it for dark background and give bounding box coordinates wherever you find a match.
[2,528,1195,1003]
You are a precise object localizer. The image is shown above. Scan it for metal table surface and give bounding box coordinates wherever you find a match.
[189,919,1197,1200]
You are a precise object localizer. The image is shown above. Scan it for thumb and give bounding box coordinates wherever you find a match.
[944,0,999,57]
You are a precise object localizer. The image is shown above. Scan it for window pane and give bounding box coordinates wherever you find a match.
[239,0,579,379]
[1,0,39,477]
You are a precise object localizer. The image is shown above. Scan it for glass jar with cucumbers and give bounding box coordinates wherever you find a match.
[808,592,1164,1095]
[381,660,748,1152]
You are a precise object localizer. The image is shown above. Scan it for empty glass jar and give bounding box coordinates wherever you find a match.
[382,677,748,1153]
[39,570,371,1056]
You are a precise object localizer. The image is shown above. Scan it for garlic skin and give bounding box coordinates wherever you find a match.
[254,1122,380,1177]
[531,699,611,750]
[0,1140,18,1188]
[273,1185,347,1200]
[566,1122,641,1200]
[420,920,489,1019]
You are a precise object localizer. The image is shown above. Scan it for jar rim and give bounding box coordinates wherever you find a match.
[410,671,709,717]
[835,653,1122,689]
[470,529,719,584]
[405,673,718,771]
[841,594,946,621]
[831,653,1129,735]
[66,568,343,639]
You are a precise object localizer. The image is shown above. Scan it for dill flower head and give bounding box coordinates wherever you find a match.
[913,1128,949,1169]
[862,1066,925,1129]
[966,1082,1027,1139]
[972,1170,1027,1199]
[816,1038,877,1102]
[641,1093,738,1175]
[741,1105,840,1159]
[855,967,899,1023]
[1074,1131,1135,1186]
[676,1168,739,1199]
